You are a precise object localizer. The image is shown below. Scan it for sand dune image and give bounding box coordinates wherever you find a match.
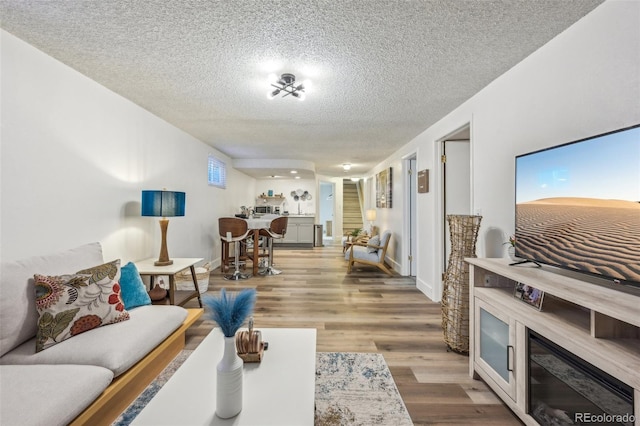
[526,197,640,209]
[516,197,640,284]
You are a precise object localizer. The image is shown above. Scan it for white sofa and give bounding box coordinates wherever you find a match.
[0,242,190,426]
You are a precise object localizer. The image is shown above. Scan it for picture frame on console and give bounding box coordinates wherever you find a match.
[513,282,544,310]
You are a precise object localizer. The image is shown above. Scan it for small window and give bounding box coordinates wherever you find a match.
[208,155,227,189]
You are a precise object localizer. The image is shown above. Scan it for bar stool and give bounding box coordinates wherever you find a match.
[259,216,288,276]
[219,217,251,280]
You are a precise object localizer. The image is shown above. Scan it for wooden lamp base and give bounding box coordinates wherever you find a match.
[155,218,174,266]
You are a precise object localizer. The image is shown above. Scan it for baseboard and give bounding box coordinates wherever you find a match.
[416,277,437,302]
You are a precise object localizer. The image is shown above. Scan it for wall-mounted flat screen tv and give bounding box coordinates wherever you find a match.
[515,124,640,288]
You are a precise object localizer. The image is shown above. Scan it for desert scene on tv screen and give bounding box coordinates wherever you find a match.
[515,127,640,284]
[516,198,640,283]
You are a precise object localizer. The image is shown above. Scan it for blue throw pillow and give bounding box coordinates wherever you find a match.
[120,262,151,309]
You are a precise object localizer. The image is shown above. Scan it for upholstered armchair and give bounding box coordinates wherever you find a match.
[345,231,392,275]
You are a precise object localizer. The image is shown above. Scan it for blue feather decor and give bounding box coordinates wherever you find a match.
[203,288,257,337]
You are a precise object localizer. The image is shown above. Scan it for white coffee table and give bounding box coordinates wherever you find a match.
[132,327,317,425]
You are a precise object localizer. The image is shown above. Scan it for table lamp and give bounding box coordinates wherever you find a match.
[366,209,377,235]
[141,190,186,266]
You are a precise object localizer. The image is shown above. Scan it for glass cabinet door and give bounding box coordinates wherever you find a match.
[474,299,516,400]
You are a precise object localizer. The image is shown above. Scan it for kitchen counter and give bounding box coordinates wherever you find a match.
[277,215,315,246]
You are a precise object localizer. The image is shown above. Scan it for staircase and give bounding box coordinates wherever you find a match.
[343,179,363,234]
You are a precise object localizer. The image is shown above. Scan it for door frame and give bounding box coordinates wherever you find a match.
[435,123,473,296]
[402,153,417,276]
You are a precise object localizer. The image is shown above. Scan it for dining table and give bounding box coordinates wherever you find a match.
[244,215,278,276]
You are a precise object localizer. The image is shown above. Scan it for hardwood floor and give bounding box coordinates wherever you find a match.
[182,242,521,425]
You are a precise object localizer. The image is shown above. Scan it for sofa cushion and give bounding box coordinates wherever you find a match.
[376,231,392,261]
[1,305,188,377]
[34,259,130,352]
[0,364,113,426]
[120,261,152,310]
[0,242,104,357]
[347,245,380,263]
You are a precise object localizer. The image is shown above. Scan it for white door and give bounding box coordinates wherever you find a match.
[442,140,471,273]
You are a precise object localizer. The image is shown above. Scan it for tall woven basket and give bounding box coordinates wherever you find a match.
[441,214,482,354]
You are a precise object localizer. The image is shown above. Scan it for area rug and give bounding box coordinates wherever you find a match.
[314,352,412,426]
[113,351,411,426]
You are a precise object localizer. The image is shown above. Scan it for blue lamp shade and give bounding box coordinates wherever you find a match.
[141,190,186,217]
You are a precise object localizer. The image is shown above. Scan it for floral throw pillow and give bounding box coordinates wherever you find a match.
[34,259,130,352]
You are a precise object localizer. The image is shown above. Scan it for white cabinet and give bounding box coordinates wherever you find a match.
[474,298,517,401]
[297,223,314,243]
[468,258,640,426]
[278,216,314,245]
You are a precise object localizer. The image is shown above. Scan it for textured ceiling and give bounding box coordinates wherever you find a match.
[0,0,603,178]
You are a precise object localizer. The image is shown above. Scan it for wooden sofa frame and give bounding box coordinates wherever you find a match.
[70,308,203,426]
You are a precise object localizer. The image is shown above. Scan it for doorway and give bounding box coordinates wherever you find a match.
[440,126,471,276]
[319,181,335,242]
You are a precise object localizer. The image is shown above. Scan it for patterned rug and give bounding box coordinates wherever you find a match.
[113,351,411,426]
[314,352,412,426]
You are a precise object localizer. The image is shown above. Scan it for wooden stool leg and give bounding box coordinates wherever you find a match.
[221,239,230,273]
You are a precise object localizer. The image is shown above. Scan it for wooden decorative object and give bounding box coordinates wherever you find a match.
[235,319,265,363]
[441,214,482,354]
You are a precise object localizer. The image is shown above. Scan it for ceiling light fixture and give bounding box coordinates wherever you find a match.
[267,73,308,100]
[342,163,352,172]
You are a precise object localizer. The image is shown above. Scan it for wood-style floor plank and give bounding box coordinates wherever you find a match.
[182,242,521,425]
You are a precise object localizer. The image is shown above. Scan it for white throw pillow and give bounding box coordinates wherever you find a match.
[367,235,381,253]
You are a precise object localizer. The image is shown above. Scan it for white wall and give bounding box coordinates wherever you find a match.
[254,179,316,215]
[1,30,257,266]
[368,0,640,301]
[365,164,405,271]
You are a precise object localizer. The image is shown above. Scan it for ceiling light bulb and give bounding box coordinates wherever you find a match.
[267,89,280,99]
[297,92,306,101]
[290,170,298,174]
[342,163,351,171]
[295,176,301,179]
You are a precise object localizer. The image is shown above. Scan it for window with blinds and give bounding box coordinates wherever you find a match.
[208,155,227,189]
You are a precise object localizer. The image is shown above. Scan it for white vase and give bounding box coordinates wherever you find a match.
[216,336,243,418]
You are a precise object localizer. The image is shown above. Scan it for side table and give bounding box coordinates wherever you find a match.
[134,258,204,307]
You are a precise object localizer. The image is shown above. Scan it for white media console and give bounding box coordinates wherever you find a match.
[467,258,640,426]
